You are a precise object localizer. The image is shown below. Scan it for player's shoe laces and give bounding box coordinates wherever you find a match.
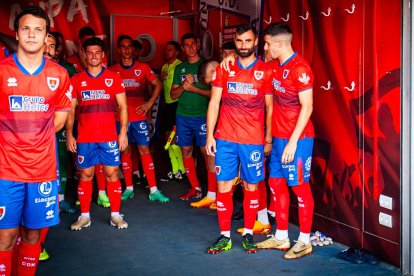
[59,200,76,214]
[242,233,257,253]
[121,189,134,201]
[190,196,215,208]
[237,220,271,235]
[284,240,312,259]
[174,170,184,180]
[97,193,111,208]
[179,188,202,200]
[71,215,91,231]
[257,235,291,250]
[207,235,232,254]
[149,190,170,203]
[160,171,174,182]
[39,248,49,262]
[110,214,128,229]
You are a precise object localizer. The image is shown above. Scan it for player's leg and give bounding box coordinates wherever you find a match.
[121,145,134,201]
[95,164,110,208]
[191,146,216,208]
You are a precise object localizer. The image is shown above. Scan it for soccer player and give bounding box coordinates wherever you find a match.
[220,41,236,61]
[256,22,315,260]
[205,24,273,254]
[160,40,185,181]
[67,37,129,230]
[171,33,215,201]
[0,6,72,275]
[51,31,76,77]
[110,35,169,203]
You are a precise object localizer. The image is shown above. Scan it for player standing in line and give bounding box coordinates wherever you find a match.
[256,22,315,260]
[0,6,71,275]
[66,37,129,230]
[110,35,169,203]
[205,24,273,254]
[171,33,215,201]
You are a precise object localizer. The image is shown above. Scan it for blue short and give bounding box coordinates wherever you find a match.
[0,180,59,229]
[128,121,150,146]
[175,114,206,147]
[77,142,121,168]
[215,139,265,184]
[268,137,314,186]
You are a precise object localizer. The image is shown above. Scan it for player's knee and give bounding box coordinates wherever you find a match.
[0,229,19,251]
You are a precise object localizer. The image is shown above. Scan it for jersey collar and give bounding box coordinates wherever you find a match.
[13,53,46,76]
[237,57,258,70]
[120,60,135,70]
[86,67,105,78]
[279,52,297,67]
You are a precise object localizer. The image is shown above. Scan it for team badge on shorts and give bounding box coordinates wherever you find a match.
[254,71,264,80]
[134,70,141,76]
[201,124,207,131]
[78,155,85,164]
[105,78,113,87]
[0,206,5,221]
[39,182,53,197]
[108,141,117,148]
[47,77,59,91]
[215,166,221,175]
[140,122,147,130]
[250,150,261,162]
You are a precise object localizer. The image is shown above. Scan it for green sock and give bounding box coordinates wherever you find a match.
[171,144,185,173]
[168,146,179,174]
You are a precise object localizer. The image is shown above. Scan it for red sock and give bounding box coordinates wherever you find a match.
[107,180,122,213]
[121,152,133,188]
[78,180,92,213]
[207,172,217,194]
[38,228,49,247]
[15,241,41,276]
[183,157,200,189]
[292,182,314,233]
[268,177,289,230]
[140,153,157,188]
[243,189,259,230]
[258,180,267,210]
[216,191,233,232]
[0,249,12,276]
[95,164,106,192]
[131,148,139,173]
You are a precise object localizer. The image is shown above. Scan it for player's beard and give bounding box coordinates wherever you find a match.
[236,45,255,58]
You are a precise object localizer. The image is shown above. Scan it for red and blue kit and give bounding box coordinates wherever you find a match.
[71,68,125,143]
[212,58,273,183]
[270,52,314,139]
[0,45,9,61]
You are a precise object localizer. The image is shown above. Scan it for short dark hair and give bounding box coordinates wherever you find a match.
[14,5,50,33]
[222,41,235,50]
[167,40,181,52]
[235,24,257,36]
[181,33,197,45]
[82,37,105,51]
[48,32,60,48]
[117,35,133,47]
[132,40,142,50]
[78,26,95,40]
[263,22,292,37]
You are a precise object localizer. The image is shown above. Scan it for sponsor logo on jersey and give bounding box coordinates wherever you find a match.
[298,72,310,85]
[0,206,5,221]
[7,77,17,87]
[38,182,53,197]
[105,78,113,87]
[81,90,110,100]
[201,124,207,132]
[229,71,235,77]
[180,75,186,83]
[78,156,84,164]
[134,70,141,76]
[123,79,140,88]
[9,95,49,112]
[108,141,117,148]
[272,79,285,93]
[140,122,147,130]
[47,77,59,91]
[46,210,55,219]
[181,68,186,73]
[0,263,6,272]
[283,69,290,79]
[227,82,258,95]
[215,166,221,175]
[254,70,264,80]
[81,81,87,87]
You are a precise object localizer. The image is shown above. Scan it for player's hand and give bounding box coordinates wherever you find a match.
[220,55,235,72]
[281,140,297,164]
[185,74,194,84]
[118,133,128,152]
[160,70,168,81]
[264,142,272,156]
[205,137,217,157]
[136,102,152,115]
[182,81,197,92]
[66,134,77,153]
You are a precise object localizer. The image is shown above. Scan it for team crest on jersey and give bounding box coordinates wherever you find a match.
[215,166,221,175]
[47,77,59,91]
[78,156,85,164]
[283,69,290,79]
[134,70,141,76]
[180,75,186,82]
[0,206,5,221]
[105,79,113,87]
[254,71,264,80]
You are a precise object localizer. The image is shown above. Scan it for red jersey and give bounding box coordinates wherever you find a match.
[212,58,273,145]
[270,53,314,139]
[0,54,72,182]
[110,61,156,122]
[71,68,125,143]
